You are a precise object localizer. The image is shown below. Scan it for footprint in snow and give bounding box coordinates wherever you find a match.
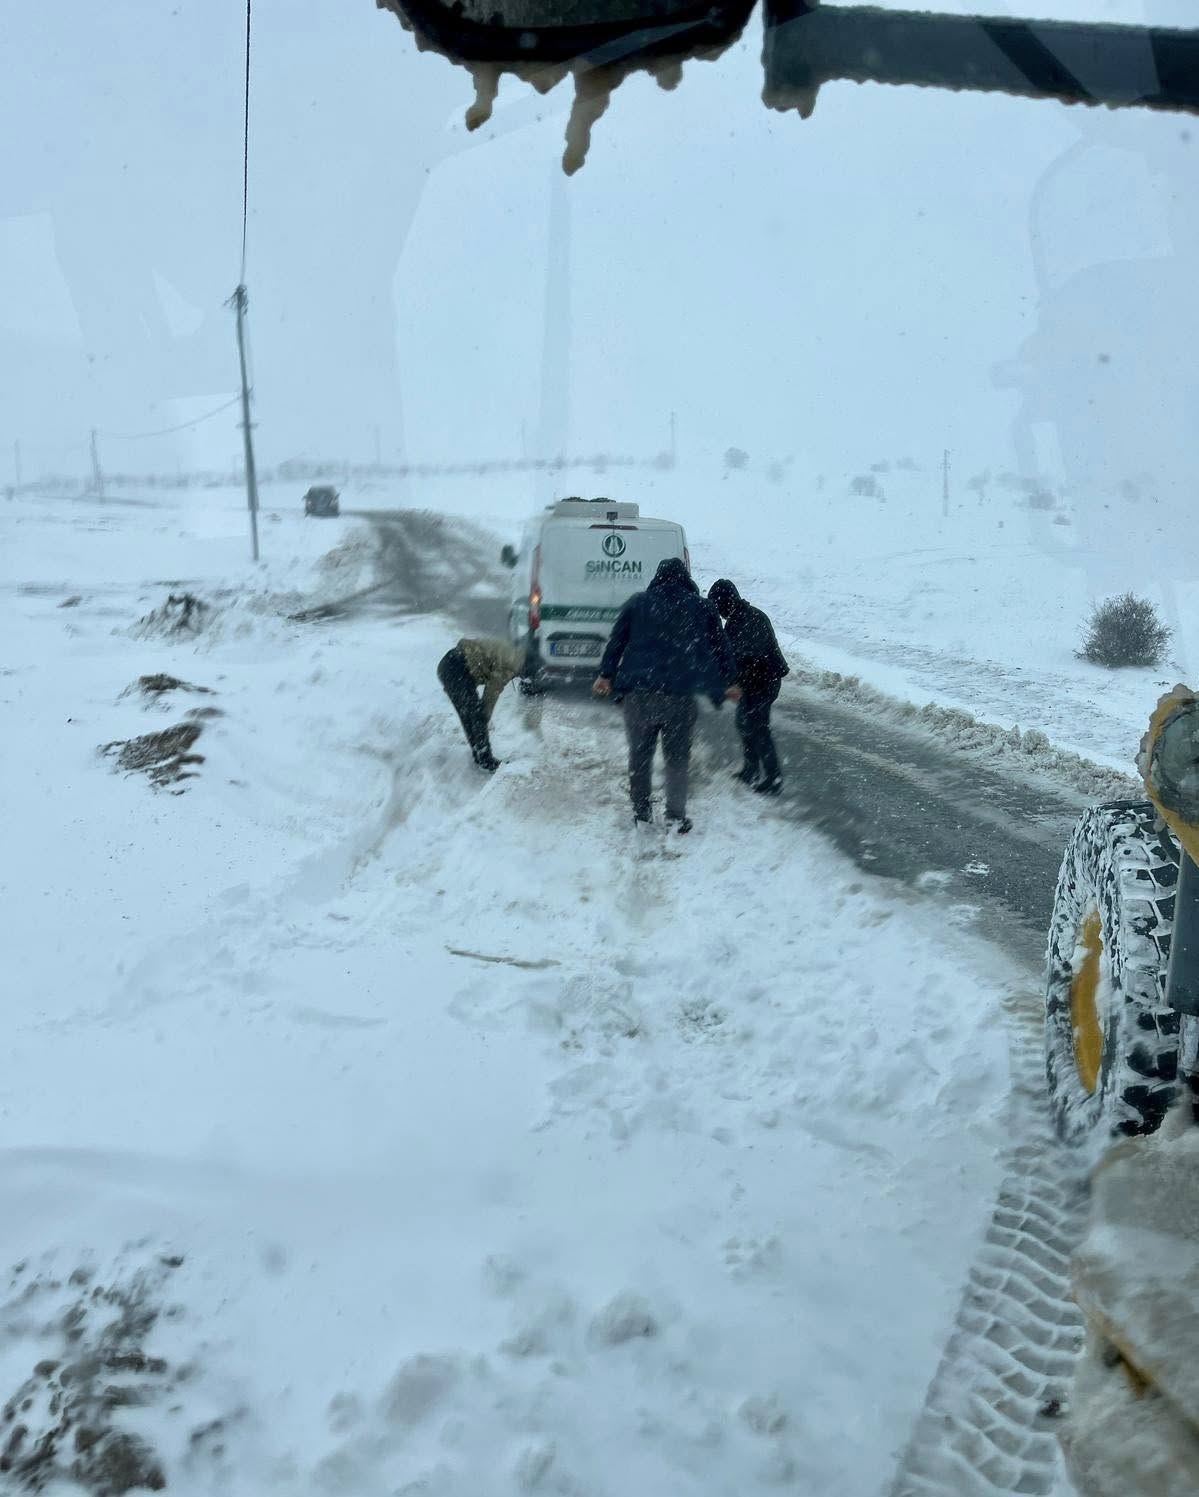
[739,1393,789,1436]
[723,1235,784,1282]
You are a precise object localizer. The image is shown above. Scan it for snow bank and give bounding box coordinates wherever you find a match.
[787,663,1140,803]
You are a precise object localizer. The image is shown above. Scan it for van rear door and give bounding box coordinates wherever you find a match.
[537,521,686,666]
[600,524,687,589]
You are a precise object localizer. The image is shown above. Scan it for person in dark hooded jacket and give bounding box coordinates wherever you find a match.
[594,557,739,832]
[708,578,789,794]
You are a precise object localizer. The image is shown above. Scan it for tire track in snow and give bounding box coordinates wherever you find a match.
[886,989,1086,1497]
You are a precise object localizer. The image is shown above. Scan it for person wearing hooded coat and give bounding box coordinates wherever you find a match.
[707,578,790,794]
[593,557,739,832]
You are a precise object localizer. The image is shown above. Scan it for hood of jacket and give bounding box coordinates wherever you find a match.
[707,578,742,618]
[648,556,698,594]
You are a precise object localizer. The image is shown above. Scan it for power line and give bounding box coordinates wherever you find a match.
[12,437,91,455]
[241,0,252,282]
[98,396,241,442]
[231,0,261,563]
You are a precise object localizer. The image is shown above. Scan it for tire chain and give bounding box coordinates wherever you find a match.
[1044,802,1179,1145]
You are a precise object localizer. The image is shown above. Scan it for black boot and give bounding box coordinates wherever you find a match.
[733,765,758,786]
[754,777,782,796]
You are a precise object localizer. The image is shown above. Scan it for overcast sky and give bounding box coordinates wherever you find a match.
[2,0,1196,549]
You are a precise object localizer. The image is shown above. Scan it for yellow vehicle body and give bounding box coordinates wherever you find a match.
[1062,689,1199,1497]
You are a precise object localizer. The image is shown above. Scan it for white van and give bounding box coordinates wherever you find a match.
[501,497,689,686]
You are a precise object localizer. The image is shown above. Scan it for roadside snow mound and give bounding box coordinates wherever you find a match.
[792,664,1140,801]
[132,593,211,641]
[235,525,383,629]
[315,529,379,589]
[125,527,388,647]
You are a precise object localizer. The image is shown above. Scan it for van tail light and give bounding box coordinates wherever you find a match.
[529,547,542,632]
[684,547,692,575]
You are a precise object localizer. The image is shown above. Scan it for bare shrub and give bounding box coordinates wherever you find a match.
[1079,593,1171,668]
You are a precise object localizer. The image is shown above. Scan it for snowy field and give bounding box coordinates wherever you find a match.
[0,485,1031,1495]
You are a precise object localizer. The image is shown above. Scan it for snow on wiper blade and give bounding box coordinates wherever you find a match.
[378,0,1199,176]
[377,0,754,173]
[763,5,1199,119]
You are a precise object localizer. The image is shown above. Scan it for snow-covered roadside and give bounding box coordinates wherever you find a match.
[683,475,1193,785]
[4,490,1021,1495]
[780,663,1140,803]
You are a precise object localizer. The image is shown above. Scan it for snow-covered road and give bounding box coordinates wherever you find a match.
[2,488,1072,1496]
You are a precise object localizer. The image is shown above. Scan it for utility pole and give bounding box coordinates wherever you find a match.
[535,167,571,507]
[942,448,950,518]
[231,284,260,563]
[90,428,105,500]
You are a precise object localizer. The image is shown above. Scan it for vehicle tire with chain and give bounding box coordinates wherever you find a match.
[1045,801,1181,1147]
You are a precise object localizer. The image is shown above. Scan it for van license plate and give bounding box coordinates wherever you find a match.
[550,639,601,658]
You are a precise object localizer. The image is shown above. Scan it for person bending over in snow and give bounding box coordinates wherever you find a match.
[707,578,790,796]
[593,557,739,833]
[437,637,524,772]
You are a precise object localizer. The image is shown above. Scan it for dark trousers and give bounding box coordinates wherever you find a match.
[622,690,698,820]
[438,647,490,762]
[736,682,781,782]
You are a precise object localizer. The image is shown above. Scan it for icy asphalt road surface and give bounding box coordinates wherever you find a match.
[351,508,1081,975]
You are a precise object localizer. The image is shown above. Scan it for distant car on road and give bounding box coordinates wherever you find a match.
[303,485,340,518]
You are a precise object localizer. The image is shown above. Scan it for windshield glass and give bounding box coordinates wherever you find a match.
[4,5,1196,1496]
